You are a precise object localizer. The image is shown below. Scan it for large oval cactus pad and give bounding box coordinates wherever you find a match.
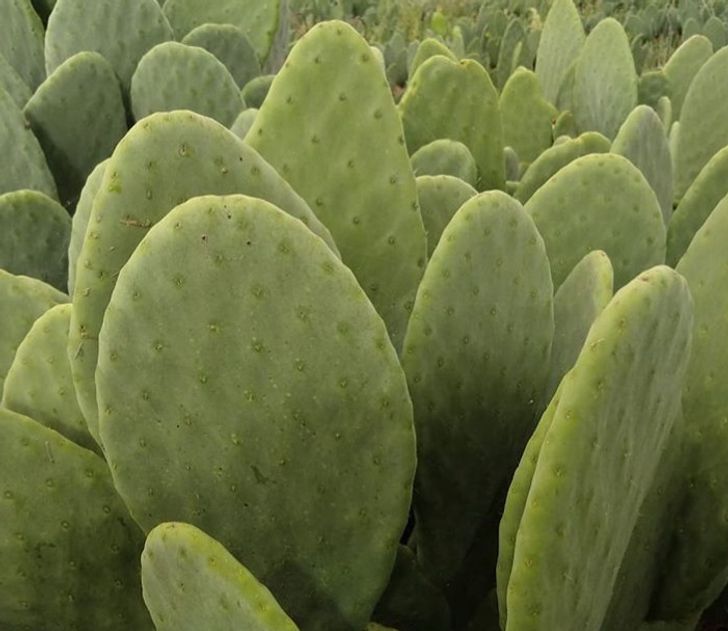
[69,110,336,444]
[97,195,415,631]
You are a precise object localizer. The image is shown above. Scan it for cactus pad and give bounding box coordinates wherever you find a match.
[246,21,426,349]
[230,108,258,139]
[45,0,173,94]
[663,35,713,120]
[525,153,665,289]
[0,54,31,108]
[142,522,299,631]
[0,408,151,630]
[399,55,504,191]
[96,195,415,631]
[24,51,127,206]
[69,110,336,443]
[0,0,45,90]
[410,139,478,187]
[401,191,553,585]
[2,304,95,452]
[241,74,275,109]
[505,265,693,631]
[131,42,243,127]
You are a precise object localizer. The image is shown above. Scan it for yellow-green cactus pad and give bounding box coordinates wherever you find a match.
[142,522,299,631]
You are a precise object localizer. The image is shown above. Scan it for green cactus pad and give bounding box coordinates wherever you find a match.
[409,38,457,78]
[0,0,45,90]
[543,250,613,403]
[399,55,504,191]
[495,18,525,91]
[182,23,262,88]
[0,87,58,199]
[535,0,585,105]
[2,304,95,452]
[162,0,286,64]
[515,131,610,204]
[372,545,451,631]
[612,105,674,224]
[573,18,637,140]
[0,271,67,392]
[656,196,728,619]
[637,70,671,109]
[131,42,244,127]
[674,47,728,200]
[410,139,478,187]
[142,522,299,631]
[663,35,713,120]
[0,408,151,630]
[496,383,563,630]
[246,21,426,349]
[241,74,275,109]
[525,153,665,289]
[656,95,672,130]
[401,191,553,585]
[96,194,415,631]
[703,16,727,51]
[230,107,259,139]
[667,146,728,265]
[69,110,336,443]
[0,54,31,108]
[504,147,521,182]
[552,111,577,139]
[68,160,107,298]
[45,0,173,95]
[24,51,127,206]
[600,420,689,630]
[505,265,693,631]
[0,189,70,291]
[416,175,477,257]
[500,67,558,166]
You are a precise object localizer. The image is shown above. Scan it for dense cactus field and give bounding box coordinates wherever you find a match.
[4,0,728,629]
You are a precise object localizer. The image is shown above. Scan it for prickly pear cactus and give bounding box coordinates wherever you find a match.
[525,153,665,289]
[45,0,173,95]
[416,174,477,256]
[573,18,638,140]
[0,0,45,90]
[162,0,286,65]
[543,250,613,403]
[503,265,693,631]
[2,304,96,452]
[68,160,107,298]
[674,47,728,200]
[24,51,127,205]
[96,195,415,631]
[246,20,426,349]
[656,195,728,620]
[410,139,478,187]
[142,522,299,631]
[0,408,152,630]
[514,131,610,204]
[499,67,558,166]
[399,55,504,192]
[663,34,713,120]
[0,270,67,391]
[611,105,673,224]
[535,0,585,105]
[0,189,70,291]
[401,191,553,591]
[130,42,244,127]
[0,87,58,200]
[69,110,336,443]
[182,23,262,88]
